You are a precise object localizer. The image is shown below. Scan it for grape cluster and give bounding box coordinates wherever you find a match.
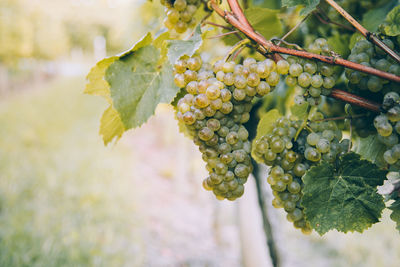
[374,92,400,168]
[253,114,349,233]
[174,56,286,200]
[346,38,400,93]
[285,39,336,106]
[161,0,202,33]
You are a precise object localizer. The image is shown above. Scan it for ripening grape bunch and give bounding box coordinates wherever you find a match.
[346,38,400,93]
[173,55,294,200]
[160,0,203,33]
[285,38,336,106]
[252,113,349,233]
[374,92,400,167]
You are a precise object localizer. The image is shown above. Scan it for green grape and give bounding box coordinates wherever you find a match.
[304,62,317,74]
[267,71,280,86]
[256,81,271,96]
[316,138,330,153]
[247,72,260,87]
[277,60,290,74]
[174,73,186,88]
[173,0,187,11]
[223,61,235,73]
[311,74,323,88]
[323,76,335,89]
[298,72,312,87]
[289,63,303,77]
[307,132,320,146]
[285,76,297,87]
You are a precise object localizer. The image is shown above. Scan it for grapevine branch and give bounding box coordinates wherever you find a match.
[208,0,390,112]
[209,0,400,83]
[324,0,400,63]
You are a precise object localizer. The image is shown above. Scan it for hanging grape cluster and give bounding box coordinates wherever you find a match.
[285,38,336,106]
[173,56,291,200]
[252,113,349,233]
[346,38,400,93]
[374,92,400,167]
[161,0,203,33]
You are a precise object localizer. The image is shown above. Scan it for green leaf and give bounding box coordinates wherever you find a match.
[154,30,171,64]
[167,25,203,65]
[119,32,153,58]
[254,109,281,141]
[383,5,400,36]
[244,8,283,39]
[106,45,179,129]
[353,135,387,168]
[389,199,400,232]
[251,109,280,163]
[99,105,125,145]
[282,0,320,16]
[302,153,387,235]
[84,56,118,102]
[362,1,397,32]
[290,102,309,120]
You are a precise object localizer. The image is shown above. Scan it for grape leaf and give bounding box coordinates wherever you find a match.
[254,109,281,141]
[99,106,125,145]
[353,135,387,168]
[290,102,309,120]
[106,45,178,129]
[167,25,202,65]
[244,8,283,39]
[154,30,171,64]
[362,1,398,32]
[302,153,387,235]
[84,56,118,102]
[84,56,124,144]
[389,199,400,232]
[251,109,280,163]
[382,5,400,36]
[118,32,153,58]
[282,0,320,16]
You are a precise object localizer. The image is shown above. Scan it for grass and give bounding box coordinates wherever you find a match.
[0,77,144,267]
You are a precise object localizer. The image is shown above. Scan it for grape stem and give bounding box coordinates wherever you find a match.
[207,30,240,39]
[278,14,310,45]
[202,21,243,41]
[324,0,400,63]
[224,38,251,62]
[313,7,355,32]
[208,0,400,83]
[313,113,367,122]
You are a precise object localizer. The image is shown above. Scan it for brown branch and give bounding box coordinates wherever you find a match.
[324,0,400,63]
[209,0,400,83]
[329,89,381,112]
[227,0,254,31]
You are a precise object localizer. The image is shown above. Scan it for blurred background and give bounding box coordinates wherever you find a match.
[1,0,400,266]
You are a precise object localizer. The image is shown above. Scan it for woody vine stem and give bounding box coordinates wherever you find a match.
[207,0,400,112]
